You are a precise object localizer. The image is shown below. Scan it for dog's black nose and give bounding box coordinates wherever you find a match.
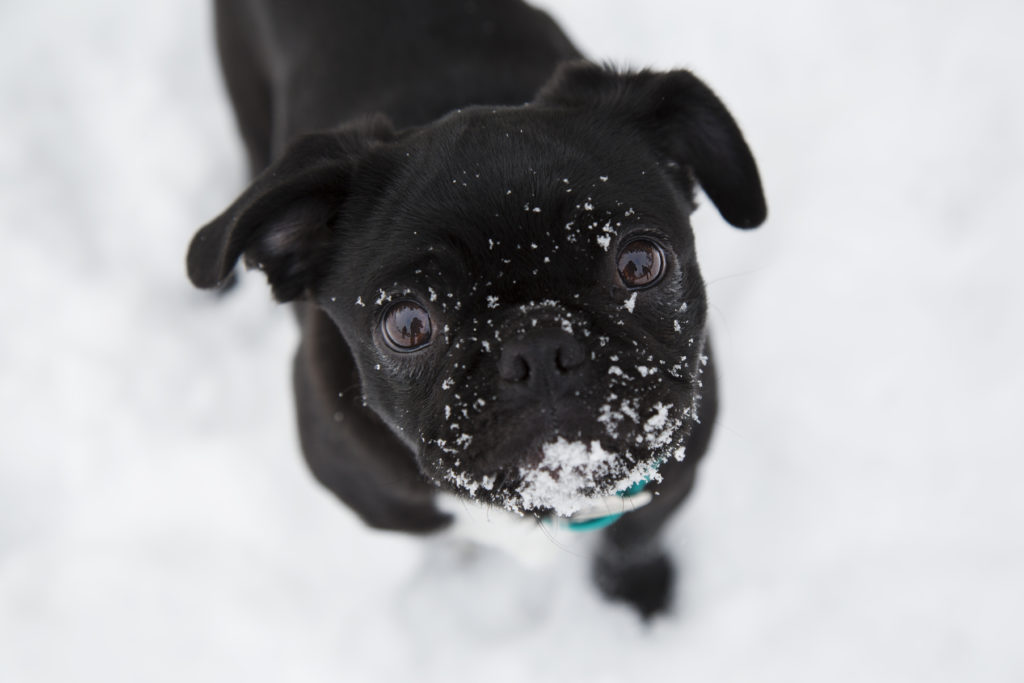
[498,329,586,389]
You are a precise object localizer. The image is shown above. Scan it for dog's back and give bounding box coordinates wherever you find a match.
[216,0,580,172]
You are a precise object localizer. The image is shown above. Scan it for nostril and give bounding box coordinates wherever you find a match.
[498,329,586,386]
[500,354,530,382]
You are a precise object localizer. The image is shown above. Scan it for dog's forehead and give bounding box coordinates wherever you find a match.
[396,106,646,189]
[354,107,685,289]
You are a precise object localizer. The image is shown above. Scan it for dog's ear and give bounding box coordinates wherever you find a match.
[187,116,394,301]
[536,61,766,228]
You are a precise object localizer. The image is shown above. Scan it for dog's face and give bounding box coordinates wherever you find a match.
[318,108,711,515]
[187,63,765,517]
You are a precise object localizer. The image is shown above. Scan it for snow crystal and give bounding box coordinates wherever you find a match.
[445,469,480,497]
[619,400,640,423]
[623,292,638,313]
[643,403,671,433]
[597,403,622,438]
[596,234,611,251]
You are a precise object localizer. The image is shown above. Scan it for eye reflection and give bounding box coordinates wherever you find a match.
[383,302,432,351]
[617,239,665,289]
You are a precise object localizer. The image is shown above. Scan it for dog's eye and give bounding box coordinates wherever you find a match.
[616,239,666,289]
[382,302,432,351]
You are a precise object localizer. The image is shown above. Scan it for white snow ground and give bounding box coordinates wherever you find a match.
[2,0,1022,681]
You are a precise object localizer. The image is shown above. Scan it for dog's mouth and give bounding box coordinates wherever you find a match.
[429,397,695,518]
[514,438,667,517]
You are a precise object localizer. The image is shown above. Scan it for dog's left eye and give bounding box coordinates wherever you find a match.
[616,238,666,289]
[382,302,432,351]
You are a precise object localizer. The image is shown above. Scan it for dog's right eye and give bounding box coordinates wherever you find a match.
[616,238,666,289]
[382,301,432,351]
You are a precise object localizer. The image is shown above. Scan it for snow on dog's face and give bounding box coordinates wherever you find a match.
[186,65,764,518]
[316,106,715,517]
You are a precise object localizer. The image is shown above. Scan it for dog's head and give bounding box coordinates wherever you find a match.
[188,63,765,517]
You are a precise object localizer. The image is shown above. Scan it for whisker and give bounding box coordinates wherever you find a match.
[706,301,733,342]
[705,266,769,287]
[534,516,585,558]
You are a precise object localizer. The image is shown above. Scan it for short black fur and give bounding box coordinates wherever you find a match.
[188,0,766,617]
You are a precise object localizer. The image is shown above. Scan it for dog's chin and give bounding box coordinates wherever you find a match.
[423,397,696,518]
[512,437,674,517]
[434,436,676,518]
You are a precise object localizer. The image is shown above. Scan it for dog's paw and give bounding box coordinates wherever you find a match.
[593,548,674,619]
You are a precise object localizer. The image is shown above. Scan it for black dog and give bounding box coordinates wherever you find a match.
[188,0,765,617]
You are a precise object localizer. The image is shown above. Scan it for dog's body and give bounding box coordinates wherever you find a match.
[190,0,765,616]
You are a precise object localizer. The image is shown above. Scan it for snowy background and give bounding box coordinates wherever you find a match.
[2,0,1022,680]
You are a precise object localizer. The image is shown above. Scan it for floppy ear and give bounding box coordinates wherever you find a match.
[187,116,394,301]
[536,61,766,228]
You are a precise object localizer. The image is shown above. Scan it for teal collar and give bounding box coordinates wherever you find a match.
[550,478,655,532]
